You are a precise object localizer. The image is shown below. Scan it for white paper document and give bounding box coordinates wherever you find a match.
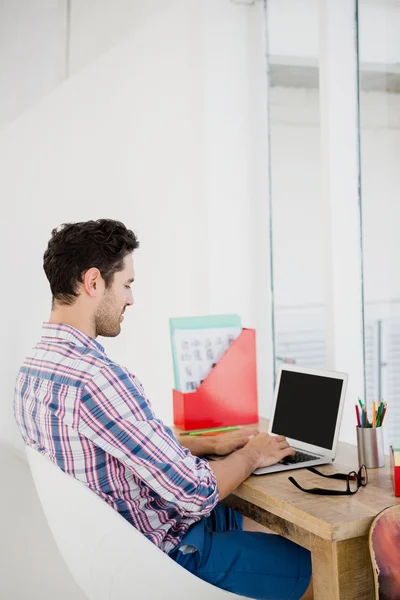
[173,325,241,392]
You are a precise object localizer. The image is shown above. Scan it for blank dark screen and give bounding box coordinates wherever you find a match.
[271,370,344,450]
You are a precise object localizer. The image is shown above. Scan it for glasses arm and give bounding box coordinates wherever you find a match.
[307,466,348,480]
[288,476,355,496]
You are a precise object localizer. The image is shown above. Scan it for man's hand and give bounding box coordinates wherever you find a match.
[209,427,259,456]
[179,427,258,458]
[245,432,295,469]
[209,432,295,500]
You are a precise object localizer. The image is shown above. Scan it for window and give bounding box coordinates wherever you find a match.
[358,0,400,448]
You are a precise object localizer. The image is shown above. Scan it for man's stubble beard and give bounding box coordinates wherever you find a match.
[94,293,122,338]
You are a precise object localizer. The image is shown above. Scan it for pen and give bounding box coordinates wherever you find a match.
[180,426,241,436]
[355,404,361,427]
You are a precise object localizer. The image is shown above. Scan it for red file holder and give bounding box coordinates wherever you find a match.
[173,328,259,431]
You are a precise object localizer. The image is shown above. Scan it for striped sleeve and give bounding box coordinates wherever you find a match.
[78,365,219,517]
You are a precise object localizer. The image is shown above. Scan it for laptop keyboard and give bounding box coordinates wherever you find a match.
[279,451,319,466]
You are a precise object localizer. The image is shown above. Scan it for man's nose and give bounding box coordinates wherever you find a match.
[126,291,134,306]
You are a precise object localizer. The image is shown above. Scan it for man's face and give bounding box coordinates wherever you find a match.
[94,254,134,338]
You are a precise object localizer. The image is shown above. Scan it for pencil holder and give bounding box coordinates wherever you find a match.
[356,426,385,468]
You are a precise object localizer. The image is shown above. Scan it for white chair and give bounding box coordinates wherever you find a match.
[26,447,243,599]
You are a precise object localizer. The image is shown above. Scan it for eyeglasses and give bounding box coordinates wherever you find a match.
[288,465,368,496]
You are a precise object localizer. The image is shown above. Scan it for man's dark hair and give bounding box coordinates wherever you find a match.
[43,219,139,305]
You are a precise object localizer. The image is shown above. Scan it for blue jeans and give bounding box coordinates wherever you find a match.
[169,504,311,600]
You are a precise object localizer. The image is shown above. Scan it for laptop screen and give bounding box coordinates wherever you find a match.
[271,369,344,450]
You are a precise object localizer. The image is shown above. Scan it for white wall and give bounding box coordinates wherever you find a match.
[0,0,270,452]
[0,0,67,129]
[69,0,154,74]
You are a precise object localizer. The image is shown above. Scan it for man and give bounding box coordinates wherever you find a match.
[15,219,313,599]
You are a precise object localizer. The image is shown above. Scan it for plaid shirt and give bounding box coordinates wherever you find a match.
[14,323,218,553]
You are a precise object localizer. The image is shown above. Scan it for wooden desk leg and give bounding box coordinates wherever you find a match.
[310,535,375,600]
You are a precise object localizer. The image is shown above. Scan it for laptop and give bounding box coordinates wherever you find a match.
[253,364,348,476]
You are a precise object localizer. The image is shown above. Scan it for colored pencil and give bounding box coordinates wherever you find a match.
[376,401,383,427]
[180,426,241,436]
[381,404,387,426]
[355,404,361,427]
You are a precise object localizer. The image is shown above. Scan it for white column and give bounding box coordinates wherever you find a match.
[249,0,275,418]
[319,0,365,443]
[202,0,253,319]
[202,0,275,417]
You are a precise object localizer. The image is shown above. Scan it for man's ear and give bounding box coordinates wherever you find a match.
[82,268,102,298]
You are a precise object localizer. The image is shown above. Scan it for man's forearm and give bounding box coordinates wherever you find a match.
[179,435,215,457]
[180,431,293,504]
[208,446,260,500]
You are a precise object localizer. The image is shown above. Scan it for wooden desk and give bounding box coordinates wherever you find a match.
[222,420,399,600]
